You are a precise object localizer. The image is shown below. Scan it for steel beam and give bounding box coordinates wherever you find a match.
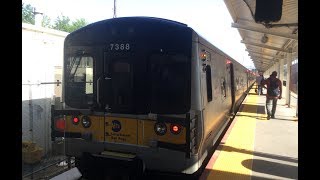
[241,40,291,53]
[250,55,279,62]
[232,23,298,40]
[246,49,285,59]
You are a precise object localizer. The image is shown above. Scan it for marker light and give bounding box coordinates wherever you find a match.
[170,124,182,135]
[55,118,65,130]
[154,122,167,136]
[72,116,80,125]
[200,50,207,61]
[226,59,232,64]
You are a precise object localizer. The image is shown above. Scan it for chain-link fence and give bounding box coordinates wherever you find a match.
[22,82,70,179]
[22,22,69,179]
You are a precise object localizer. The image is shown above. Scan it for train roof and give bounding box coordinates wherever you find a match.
[65,16,192,45]
[66,16,249,71]
[68,16,188,35]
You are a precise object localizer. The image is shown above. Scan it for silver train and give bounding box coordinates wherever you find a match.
[52,17,255,178]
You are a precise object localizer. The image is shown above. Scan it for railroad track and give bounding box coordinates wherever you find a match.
[23,158,75,180]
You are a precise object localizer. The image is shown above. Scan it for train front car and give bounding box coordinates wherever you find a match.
[52,17,200,177]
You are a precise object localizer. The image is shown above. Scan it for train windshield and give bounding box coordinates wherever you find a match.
[63,17,192,113]
[65,55,94,108]
[149,53,190,114]
[101,52,191,114]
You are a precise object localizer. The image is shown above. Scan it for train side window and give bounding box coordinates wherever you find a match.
[206,65,212,102]
[149,53,190,114]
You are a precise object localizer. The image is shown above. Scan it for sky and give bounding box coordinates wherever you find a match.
[22,0,255,69]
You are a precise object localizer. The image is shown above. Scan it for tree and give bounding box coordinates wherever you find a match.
[22,3,35,24]
[22,3,52,27]
[53,15,71,32]
[53,15,88,33]
[69,18,87,32]
[22,4,88,33]
[42,15,52,28]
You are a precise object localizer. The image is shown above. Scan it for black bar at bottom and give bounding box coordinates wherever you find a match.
[79,152,145,179]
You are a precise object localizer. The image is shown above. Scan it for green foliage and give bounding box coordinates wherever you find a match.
[53,15,71,32]
[22,3,51,27]
[69,18,87,32]
[53,15,88,33]
[22,3,35,24]
[42,15,52,28]
[22,3,88,33]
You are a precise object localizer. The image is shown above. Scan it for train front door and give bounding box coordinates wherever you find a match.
[101,52,138,145]
[102,52,134,113]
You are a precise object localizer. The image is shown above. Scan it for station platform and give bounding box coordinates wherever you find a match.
[199,84,298,180]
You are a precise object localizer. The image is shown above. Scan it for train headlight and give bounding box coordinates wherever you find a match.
[154,122,167,136]
[170,124,182,135]
[81,116,91,128]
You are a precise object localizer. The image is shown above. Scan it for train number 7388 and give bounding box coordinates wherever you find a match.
[109,43,130,51]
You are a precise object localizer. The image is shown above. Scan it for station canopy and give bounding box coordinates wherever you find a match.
[224,0,298,72]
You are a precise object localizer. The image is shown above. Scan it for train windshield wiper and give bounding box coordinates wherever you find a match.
[67,56,82,82]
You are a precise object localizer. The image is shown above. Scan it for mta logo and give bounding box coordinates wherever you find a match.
[112,120,121,132]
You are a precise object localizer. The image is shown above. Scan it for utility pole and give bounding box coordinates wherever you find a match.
[33,0,43,26]
[113,0,117,18]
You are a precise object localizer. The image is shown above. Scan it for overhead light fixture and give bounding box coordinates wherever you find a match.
[261,34,269,44]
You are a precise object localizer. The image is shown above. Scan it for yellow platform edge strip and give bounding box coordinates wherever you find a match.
[206,88,258,180]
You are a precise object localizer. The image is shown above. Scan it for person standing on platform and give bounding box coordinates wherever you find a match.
[261,71,282,120]
[255,72,264,95]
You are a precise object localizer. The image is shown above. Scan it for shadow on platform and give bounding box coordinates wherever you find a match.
[217,144,297,164]
[199,169,272,180]
[242,159,298,180]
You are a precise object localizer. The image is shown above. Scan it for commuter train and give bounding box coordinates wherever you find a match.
[51,17,255,178]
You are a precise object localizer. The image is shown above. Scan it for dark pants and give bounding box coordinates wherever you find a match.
[257,85,263,95]
[266,97,278,117]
